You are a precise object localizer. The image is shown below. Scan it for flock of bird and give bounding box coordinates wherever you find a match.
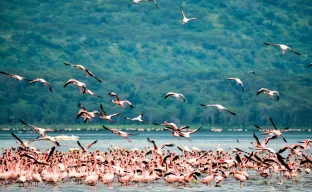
[0,0,311,189]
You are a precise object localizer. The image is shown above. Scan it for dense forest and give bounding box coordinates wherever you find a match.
[0,0,311,129]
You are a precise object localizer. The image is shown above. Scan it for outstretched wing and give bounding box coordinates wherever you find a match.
[102,125,113,133]
[20,120,37,130]
[254,125,264,131]
[276,153,291,171]
[288,48,301,55]
[77,141,85,150]
[47,84,53,93]
[180,6,186,18]
[85,69,102,83]
[161,143,175,149]
[46,146,55,161]
[253,132,261,146]
[225,108,236,115]
[269,117,277,130]
[256,88,269,95]
[100,104,107,116]
[11,132,24,145]
[86,140,98,149]
[64,62,75,67]
[164,92,175,99]
[0,71,11,76]
[263,42,280,46]
[191,125,202,133]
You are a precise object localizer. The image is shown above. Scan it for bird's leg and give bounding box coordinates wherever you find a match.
[282,50,285,54]
[125,137,132,142]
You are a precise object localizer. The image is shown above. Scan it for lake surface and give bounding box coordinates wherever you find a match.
[1,130,312,191]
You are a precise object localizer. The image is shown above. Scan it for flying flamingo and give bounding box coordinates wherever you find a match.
[108,92,134,109]
[102,125,139,142]
[263,42,301,55]
[0,71,30,82]
[64,62,102,82]
[28,78,53,92]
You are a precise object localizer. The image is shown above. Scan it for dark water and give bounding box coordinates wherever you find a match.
[1,131,312,191]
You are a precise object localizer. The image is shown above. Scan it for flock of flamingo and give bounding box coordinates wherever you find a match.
[0,0,312,190]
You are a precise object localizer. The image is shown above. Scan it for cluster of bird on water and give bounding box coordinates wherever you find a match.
[1,128,312,188]
[1,0,312,189]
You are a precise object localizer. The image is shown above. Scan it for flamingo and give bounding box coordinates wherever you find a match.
[256,88,280,101]
[200,104,236,115]
[76,110,100,123]
[84,88,103,98]
[255,117,288,142]
[180,5,201,24]
[33,135,60,147]
[10,132,37,151]
[164,92,186,102]
[64,62,102,82]
[77,140,98,153]
[176,126,202,141]
[227,78,244,92]
[263,42,301,55]
[28,78,53,92]
[20,120,59,137]
[64,78,87,93]
[108,92,134,109]
[0,71,30,82]
[125,113,149,123]
[103,125,139,142]
[98,104,122,122]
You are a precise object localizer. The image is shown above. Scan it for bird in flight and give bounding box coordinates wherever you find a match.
[20,120,59,137]
[28,78,53,92]
[64,62,102,83]
[103,125,139,142]
[98,104,122,122]
[164,92,186,103]
[64,78,87,93]
[200,104,236,115]
[0,72,30,82]
[227,78,244,92]
[256,88,280,101]
[108,92,134,109]
[263,42,301,55]
[180,5,201,25]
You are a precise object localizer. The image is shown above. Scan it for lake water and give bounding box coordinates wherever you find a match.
[1,130,312,191]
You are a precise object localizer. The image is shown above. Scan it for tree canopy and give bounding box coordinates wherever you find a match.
[0,0,311,128]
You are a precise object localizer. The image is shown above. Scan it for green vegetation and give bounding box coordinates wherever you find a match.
[0,0,311,129]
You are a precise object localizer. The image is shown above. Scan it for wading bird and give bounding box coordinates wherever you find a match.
[0,72,30,82]
[64,79,87,93]
[254,117,288,142]
[29,78,53,92]
[64,62,102,82]
[108,92,134,109]
[256,88,280,101]
[20,120,59,137]
[103,125,139,142]
[125,113,149,123]
[84,88,103,98]
[263,42,301,55]
[164,92,186,102]
[227,78,244,92]
[98,104,122,122]
[200,104,236,115]
[180,5,201,24]
[77,140,98,153]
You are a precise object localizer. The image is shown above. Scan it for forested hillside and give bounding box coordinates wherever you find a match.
[0,0,311,128]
